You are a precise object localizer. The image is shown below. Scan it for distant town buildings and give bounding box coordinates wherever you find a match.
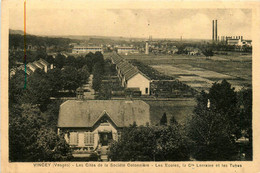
[72,45,103,54]
[184,47,202,55]
[11,58,53,76]
[117,46,139,55]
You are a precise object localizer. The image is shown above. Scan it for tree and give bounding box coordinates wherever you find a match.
[236,88,252,160]
[85,52,95,73]
[208,80,238,130]
[35,128,73,161]
[108,127,157,161]
[54,54,66,69]
[154,126,190,161]
[61,66,81,92]
[170,116,178,126]
[46,55,55,64]
[160,112,167,126]
[9,104,72,162]
[43,100,64,129]
[176,44,185,54]
[20,69,52,110]
[65,56,76,67]
[92,62,104,92]
[9,104,45,161]
[108,125,190,161]
[237,89,252,139]
[94,51,105,66]
[9,70,25,104]
[77,65,90,87]
[96,83,111,100]
[188,80,239,161]
[202,48,214,59]
[75,56,88,69]
[46,68,63,96]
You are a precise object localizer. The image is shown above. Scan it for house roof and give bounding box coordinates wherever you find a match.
[125,69,140,81]
[38,58,50,66]
[33,61,44,69]
[27,63,38,70]
[18,65,33,75]
[111,53,150,81]
[58,100,150,128]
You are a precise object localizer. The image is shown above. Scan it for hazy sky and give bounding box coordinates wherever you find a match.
[9,5,252,39]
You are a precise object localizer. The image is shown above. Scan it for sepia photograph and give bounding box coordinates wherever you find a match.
[2,0,260,172]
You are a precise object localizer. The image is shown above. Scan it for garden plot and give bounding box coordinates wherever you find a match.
[191,69,234,79]
[177,76,213,84]
[152,64,234,80]
[177,76,213,92]
[150,64,244,92]
[151,65,192,76]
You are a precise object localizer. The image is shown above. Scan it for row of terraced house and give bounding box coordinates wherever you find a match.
[110,53,151,95]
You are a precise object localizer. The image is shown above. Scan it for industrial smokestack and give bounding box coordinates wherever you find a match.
[215,20,218,41]
[212,20,215,41]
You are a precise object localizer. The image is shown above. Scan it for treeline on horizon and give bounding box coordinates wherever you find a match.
[9,33,78,50]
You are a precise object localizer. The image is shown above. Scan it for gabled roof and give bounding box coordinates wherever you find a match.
[57,100,150,128]
[27,63,38,70]
[124,69,140,81]
[117,61,129,69]
[111,53,150,81]
[33,61,44,69]
[38,58,50,66]
[18,65,33,75]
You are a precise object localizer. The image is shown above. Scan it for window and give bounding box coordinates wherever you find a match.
[78,132,85,147]
[145,88,148,94]
[69,132,78,145]
[85,132,94,145]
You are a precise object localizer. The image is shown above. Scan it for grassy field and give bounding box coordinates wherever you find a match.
[120,53,252,92]
[145,98,196,126]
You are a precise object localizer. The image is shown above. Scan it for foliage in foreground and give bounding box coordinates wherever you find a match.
[9,104,72,162]
[108,125,190,161]
[188,80,252,160]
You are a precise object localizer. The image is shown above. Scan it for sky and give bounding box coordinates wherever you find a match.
[9,3,252,39]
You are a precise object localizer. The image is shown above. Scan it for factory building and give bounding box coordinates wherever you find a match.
[225,36,252,47]
[212,20,252,47]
